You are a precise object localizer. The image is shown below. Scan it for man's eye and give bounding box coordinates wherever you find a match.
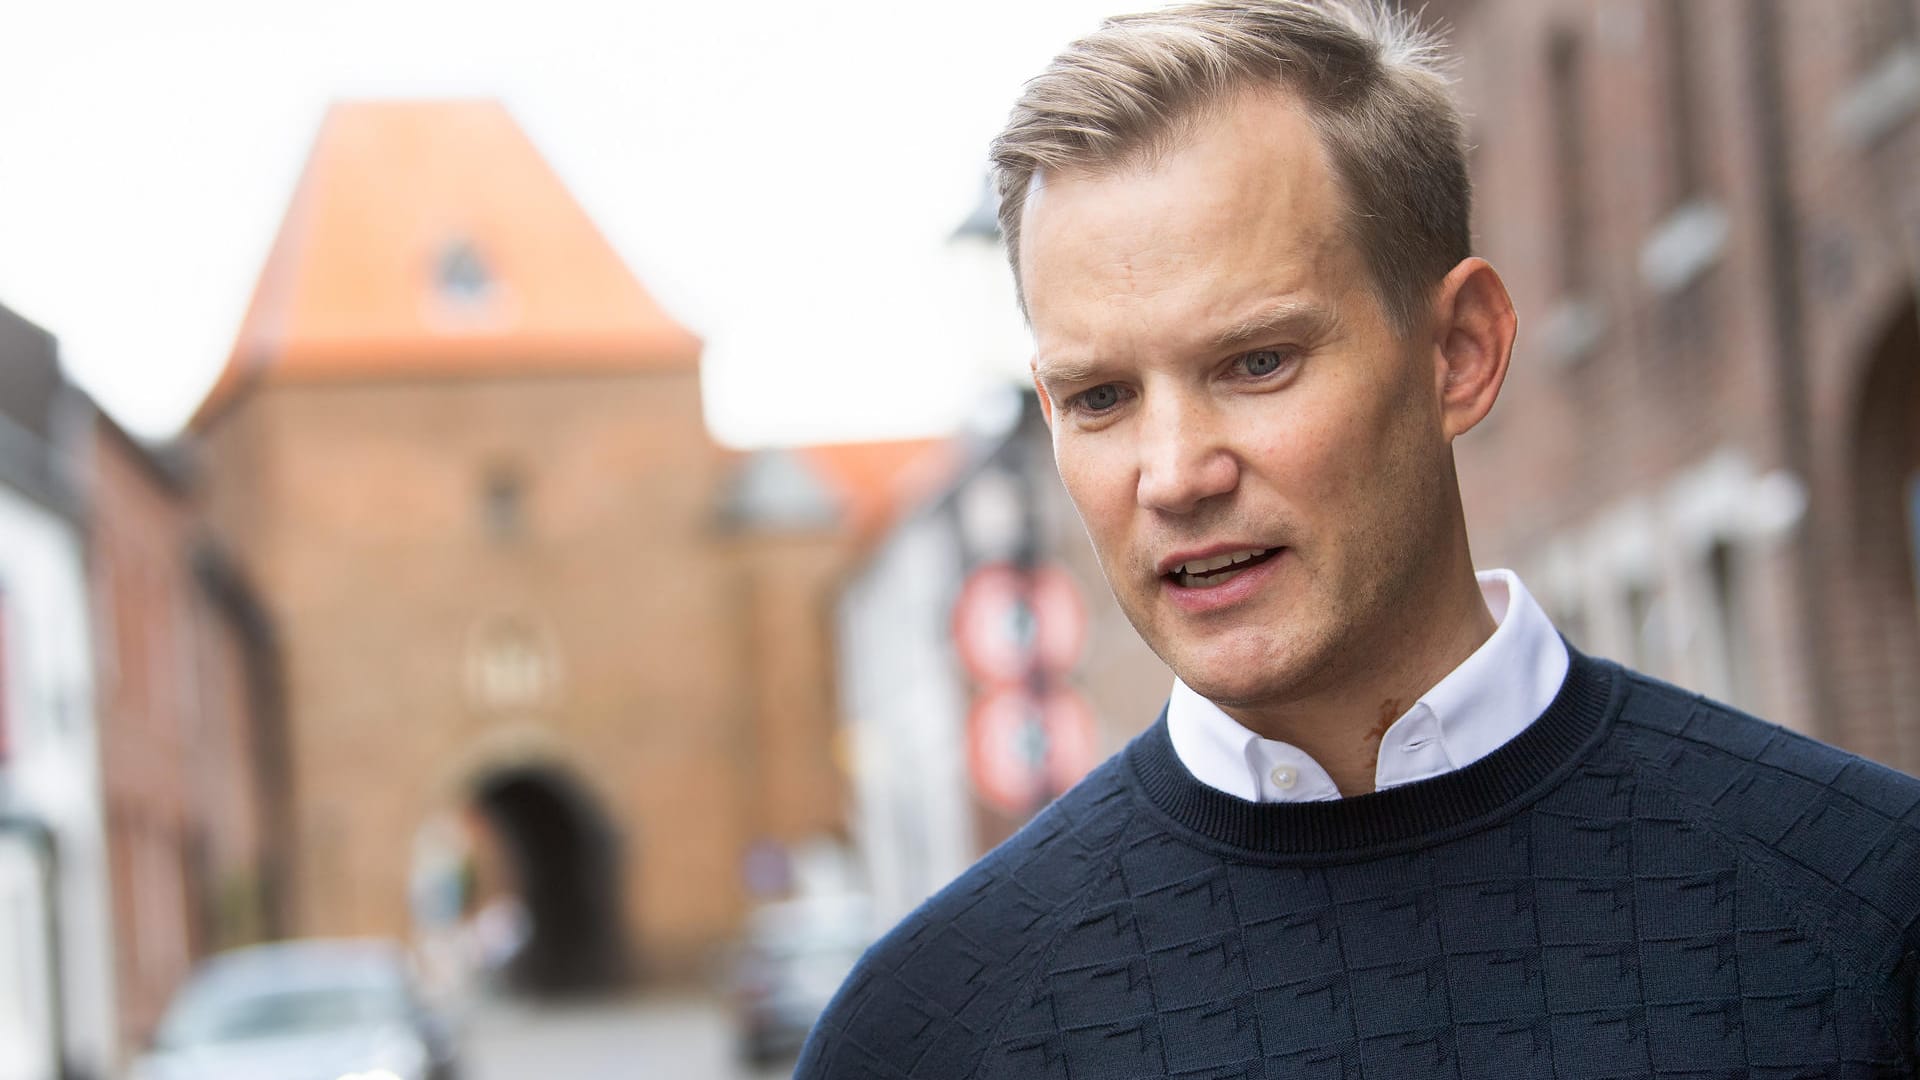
[1240,349,1290,376]
[1075,384,1124,412]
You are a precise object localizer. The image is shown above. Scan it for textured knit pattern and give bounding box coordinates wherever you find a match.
[798,652,1920,1078]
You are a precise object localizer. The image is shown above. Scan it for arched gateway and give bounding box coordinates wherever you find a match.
[1828,298,1920,771]
[470,765,631,994]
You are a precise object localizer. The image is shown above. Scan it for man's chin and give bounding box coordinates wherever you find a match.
[1175,668,1297,711]
[1153,627,1339,712]
[1163,650,1303,708]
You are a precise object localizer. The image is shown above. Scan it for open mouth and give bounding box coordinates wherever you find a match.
[1166,547,1279,589]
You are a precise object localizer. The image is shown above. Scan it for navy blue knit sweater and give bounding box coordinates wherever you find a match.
[798,651,1920,1077]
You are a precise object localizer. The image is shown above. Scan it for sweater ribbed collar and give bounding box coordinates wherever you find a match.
[1125,647,1622,858]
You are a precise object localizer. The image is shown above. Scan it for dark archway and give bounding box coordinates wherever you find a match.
[471,766,633,996]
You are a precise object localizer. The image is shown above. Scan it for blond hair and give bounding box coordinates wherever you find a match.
[991,0,1468,337]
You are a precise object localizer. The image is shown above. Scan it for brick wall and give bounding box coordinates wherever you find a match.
[1442,0,1920,768]
[89,419,271,1051]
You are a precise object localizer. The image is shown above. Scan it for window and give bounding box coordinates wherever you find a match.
[1706,539,1750,706]
[482,466,525,543]
[1661,0,1705,208]
[0,589,9,763]
[1538,25,1612,365]
[435,239,496,309]
[1639,2,1727,312]
[1835,0,1920,146]
[1907,472,1920,609]
[1855,0,1919,68]
[1548,28,1593,298]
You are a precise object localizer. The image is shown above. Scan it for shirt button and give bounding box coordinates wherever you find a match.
[1269,766,1298,790]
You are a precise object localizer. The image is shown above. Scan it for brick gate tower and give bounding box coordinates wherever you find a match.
[188,100,843,981]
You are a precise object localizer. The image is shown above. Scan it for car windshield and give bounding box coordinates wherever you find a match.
[159,983,408,1046]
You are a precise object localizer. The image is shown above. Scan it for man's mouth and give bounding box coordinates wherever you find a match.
[1166,547,1279,589]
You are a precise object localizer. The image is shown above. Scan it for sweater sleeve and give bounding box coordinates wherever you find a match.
[797,767,1137,1078]
[1615,678,1920,1063]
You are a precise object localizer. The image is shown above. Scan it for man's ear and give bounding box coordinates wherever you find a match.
[1429,257,1517,441]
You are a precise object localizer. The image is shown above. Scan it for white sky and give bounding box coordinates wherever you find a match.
[0,0,1123,447]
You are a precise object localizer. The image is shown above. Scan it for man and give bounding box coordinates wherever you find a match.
[800,2,1920,1076]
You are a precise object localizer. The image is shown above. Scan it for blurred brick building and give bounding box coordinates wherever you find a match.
[1438,0,1920,767]
[719,438,956,862]
[85,414,287,1050]
[188,101,880,982]
[0,299,285,1070]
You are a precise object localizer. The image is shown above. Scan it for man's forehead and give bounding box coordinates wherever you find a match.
[1020,93,1345,270]
[1019,94,1360,356]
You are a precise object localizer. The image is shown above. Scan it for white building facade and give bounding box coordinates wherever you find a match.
[0,305,116,1080]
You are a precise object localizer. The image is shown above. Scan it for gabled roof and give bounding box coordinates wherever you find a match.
[0,300,61,445]
[192,100,700,429]
[0,300,80,514]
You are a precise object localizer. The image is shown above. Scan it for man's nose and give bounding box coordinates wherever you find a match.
[1134,394,1238,514]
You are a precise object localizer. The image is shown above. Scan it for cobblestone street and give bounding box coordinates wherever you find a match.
[461,993,796,1080]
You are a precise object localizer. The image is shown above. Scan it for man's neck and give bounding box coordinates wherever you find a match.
[1221,569,1498,797]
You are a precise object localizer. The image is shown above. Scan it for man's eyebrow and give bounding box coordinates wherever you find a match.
[1207,299,1339,352]
[1031,355,1106,385]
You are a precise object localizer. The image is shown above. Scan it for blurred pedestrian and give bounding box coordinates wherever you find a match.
[800,1,1920,1075]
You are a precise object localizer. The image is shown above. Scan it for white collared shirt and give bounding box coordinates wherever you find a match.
[1166,569,1569,802]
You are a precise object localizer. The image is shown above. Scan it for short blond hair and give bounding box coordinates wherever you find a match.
[991,0,1468,337]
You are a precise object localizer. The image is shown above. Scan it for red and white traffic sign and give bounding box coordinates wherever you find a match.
[950,562,1087,685]
[966,684,1098,815]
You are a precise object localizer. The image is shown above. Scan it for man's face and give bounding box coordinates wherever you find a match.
[1022,90,1457,711]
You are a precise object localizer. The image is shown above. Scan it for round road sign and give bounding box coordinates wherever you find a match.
[966,685,1098,815]
[950,562,1087,685]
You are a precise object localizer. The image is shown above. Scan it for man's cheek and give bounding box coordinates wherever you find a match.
[1286,421,1365,502]
[1059,448,1118,517]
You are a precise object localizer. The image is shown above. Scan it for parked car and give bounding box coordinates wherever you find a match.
[730,894,874,1066]
[132,938,459,1080]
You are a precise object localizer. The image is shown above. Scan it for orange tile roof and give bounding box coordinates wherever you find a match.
[795,438,955,539]
[193,100,700,428]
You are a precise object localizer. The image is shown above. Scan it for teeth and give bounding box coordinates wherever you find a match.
[1176,549,1269,575]
[1177,563,1249,588]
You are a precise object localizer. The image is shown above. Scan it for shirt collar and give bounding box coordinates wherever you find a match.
[1165,569,1570,802]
